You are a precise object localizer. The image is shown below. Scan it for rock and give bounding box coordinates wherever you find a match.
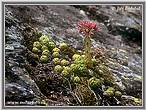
[121,95,142,106]
[5,8,48,106]
[5,83,35,102]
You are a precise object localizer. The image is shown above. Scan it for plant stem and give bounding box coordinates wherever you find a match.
[84,35,93,68]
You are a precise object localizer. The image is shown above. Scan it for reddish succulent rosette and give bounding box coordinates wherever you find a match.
[77,21,100,36]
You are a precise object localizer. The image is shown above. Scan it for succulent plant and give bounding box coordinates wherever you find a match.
[104,90,114,97]
[78,64,88,74]
[54,65,63,73]
[48,42,56,51]
[53,47,60,52]
[41,39,49,46]
[61,70,70,77]
[59,42,68,50]
[103,87,115,97]
[39,35,50,43]
[70,63,87,76]
[64,66,71,73]
[73,76,80,83]
[72,54,81,61]
[88,77,102,89]
[115,91,122,97]
[53,58,60,65]
[107,87,115,92]
[52,52,60,58]
[77,21,100,68]
[42,50,50,56]
[41,45,48,51]
[61,59,69,66]
[40,55,48,63]
[74,57,85,64]
[32,47,39,53]
[33,41,42,49]
[39,35,50,46]
[70,64,78,72]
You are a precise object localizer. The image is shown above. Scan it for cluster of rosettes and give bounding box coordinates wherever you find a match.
[77,21,100,36]
[32,35,56,63]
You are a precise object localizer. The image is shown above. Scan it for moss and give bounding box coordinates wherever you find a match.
[35,78,48,96]
[54,65,63,73]
[97,64,115,86]
[74,84,97,105]
[40,55,48,63]
[53,58,60,65]
[52,52,60,58]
